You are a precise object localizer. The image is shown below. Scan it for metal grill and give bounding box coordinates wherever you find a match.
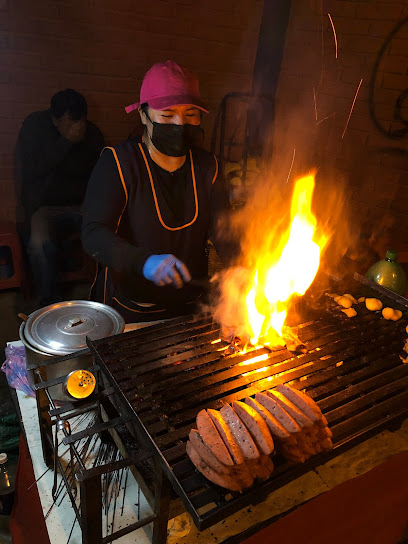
[88,273,408,531]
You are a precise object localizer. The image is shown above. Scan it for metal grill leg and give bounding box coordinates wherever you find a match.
[152,461,171,544]
[80,474,103,544]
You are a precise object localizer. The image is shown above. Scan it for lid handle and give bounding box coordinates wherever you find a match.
[65,317,87,329]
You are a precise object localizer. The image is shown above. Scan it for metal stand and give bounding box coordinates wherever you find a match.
[27,351,170,544]
[152,461,172,544]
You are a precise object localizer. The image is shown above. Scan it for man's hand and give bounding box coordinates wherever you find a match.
[55,114,86,143]
[142,254,191,289]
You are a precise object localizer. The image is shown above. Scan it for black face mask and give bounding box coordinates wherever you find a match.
[145,112,204,157]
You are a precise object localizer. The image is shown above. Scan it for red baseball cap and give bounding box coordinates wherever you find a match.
[125,61,208,114]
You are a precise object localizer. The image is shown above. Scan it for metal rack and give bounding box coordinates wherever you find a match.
[86,273,408,533]
[28,273,408,542]
[28,352,170,544]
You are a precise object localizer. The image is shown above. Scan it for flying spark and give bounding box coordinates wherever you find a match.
[316,112,336,126]
[327,14,338,59]
[285,148,296,184]
[313,87,318,121]
[341,78,363,139]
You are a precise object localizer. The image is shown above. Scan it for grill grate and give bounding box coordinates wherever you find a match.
[88,274,408,530]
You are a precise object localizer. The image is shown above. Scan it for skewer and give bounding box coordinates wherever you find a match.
[120,467,129,516]
[66,516,77,544]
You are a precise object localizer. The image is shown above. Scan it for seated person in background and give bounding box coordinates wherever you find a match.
[82,61,232,323]
[15,89,105,306]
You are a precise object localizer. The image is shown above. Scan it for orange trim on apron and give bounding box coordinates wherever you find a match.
[104,146,128,204]
[138,143,199,231]
[101,147,129,304]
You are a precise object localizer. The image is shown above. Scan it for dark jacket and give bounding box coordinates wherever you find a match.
[15,110,105,228]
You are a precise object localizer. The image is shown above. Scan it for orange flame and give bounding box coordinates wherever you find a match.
[244,172,329,347]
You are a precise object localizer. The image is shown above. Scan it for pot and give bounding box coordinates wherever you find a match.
[20,300,125,403]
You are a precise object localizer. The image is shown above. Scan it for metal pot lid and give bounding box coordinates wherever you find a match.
[23,300,125,355]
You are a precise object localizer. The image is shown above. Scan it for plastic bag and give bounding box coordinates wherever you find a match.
[1,344,35,398]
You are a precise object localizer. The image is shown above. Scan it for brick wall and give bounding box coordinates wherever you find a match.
[273,0,408,256]
[0,0,263,222]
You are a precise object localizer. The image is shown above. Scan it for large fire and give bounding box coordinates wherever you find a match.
[216,171,330,350]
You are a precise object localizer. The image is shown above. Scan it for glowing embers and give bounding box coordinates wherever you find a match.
[238,352,269,367]
[63,369,96,399]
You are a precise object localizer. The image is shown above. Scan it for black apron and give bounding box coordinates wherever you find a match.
[93,137,218,322]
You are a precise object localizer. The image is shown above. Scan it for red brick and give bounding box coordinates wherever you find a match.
[0,153,12,167]
[381,149,408,170]
[0,0,261,222]
[389,121,408,137]
[340,69,371,86]
[368,21,399,38]
[3,84,55,105]
[12,102,42,120]
[0,68,10,84]
[343,35,385,54]
[382,72,408,90]
[0,100,12,118]
[356,3,403,20]
[85,90,137,108]
[326,1,357,19]
[104,77,139,94]
[291,14,320,32]
[13,33,60,55]
[389,39,408,56]
[13,68,61,88]
[41,55,90,75]
[57,37,107,59]
[341,127,369,145]
[348,114,378,133]
[0,167,14,181]
[11,0,59,20]
[0,51,42,68]
[372,103,398,122]
[0,30,11,49]
[0,133,17,152]
[0,12,12,32]
[371,87,404,105]
[334,18,371,36]
[99,11,146,31]
[59,73,108,93]
[56,5,102,24]
[88,60,142,79]
[380,55,408,74]
[336,51,375,69]
[367,132,399,148]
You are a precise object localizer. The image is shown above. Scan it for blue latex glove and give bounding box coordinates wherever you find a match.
[142,254,192,289]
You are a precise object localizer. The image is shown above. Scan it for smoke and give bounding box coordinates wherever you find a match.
[210,132,354,337]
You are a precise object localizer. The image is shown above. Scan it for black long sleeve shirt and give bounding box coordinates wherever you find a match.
[15,110,105,223]
[82,137,232,296]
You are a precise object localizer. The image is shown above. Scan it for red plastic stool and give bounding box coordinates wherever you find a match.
[0,221,24,290]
